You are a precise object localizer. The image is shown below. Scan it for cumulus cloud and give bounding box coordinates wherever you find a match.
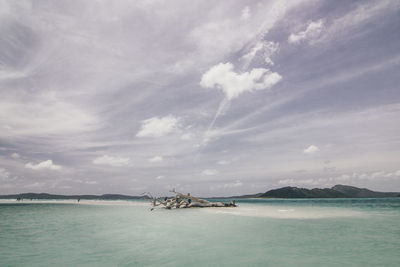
[93,155,130,167]
[136,115,180,138]
[181,133,193,140]
[200,62,282,100]
[241,6,251,21]
[11,153,20,159]
[288,20,324,44]
[210,180,243,190]
[0,168,10,179]
[201,169,219,176]
[25,160,62,170]
[224,180,243,188]
[303,145,320,154]
[148,156,163,163]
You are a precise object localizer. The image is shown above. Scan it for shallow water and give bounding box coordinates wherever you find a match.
[0,198,399,266]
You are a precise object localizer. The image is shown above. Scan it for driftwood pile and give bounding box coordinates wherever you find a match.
[147,190,236,210]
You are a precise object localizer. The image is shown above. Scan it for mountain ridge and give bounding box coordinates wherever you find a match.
[1,185,399,200]
[0,192,150,200]
[231,184,400,198]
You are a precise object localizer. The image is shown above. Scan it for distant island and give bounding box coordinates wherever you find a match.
[1,185,399,200]
[231,184,400,198]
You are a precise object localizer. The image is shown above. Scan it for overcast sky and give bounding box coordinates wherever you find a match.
[1,0,400,196]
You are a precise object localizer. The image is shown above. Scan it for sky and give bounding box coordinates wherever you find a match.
[1,0,400,196]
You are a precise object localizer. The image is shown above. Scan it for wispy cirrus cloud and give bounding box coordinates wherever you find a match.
[288,20,324,44]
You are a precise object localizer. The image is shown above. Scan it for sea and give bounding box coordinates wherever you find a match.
[0,198,399,267]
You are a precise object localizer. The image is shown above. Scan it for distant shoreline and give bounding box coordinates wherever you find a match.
[1,185,399,200]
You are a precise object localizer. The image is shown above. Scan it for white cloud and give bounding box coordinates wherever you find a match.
[289,2,397,46]
[371,171,385,179]
[224,180,243,188]
[288,20,324,44]
[181,133,193,140]
[278,178,320,186]
[0,95,99,138]
[136,115,180,138]
[332,170,400,182]
[263,41,279,66]
[201,169,219,176]
[200,62,282,100]
[303,145,320,154]
[93,155,130,167]
[316,1,397,44]
[217,160,230,165]
[156,175,165,180]
[187,1,303,62]
[25,160,62,170]
[0,168,10,179]
[241,41,279,68]
[280,170,400,188]
[241,6,251,21]
[11,153,20,159]
[148,156,163,163]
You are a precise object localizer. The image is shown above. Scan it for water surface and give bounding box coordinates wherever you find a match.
[0,198,399,266]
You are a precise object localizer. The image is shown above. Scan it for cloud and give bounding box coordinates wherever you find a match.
[289,2,397,46]
[11,153,20,159]
[0,95,99,138]
[200,62,282,100]
[156,175,165,180]
[93,155,130,167]
[303,145,320,154]
[136,115,180,138]
[241,6,251,21]
[224,180,243,188]
[279,169,400,188]
[148,156,163,163]
[0,168,10,179]
[316,1,398,44]
[25,160,62,170]
[288,19,324,44]
[332,170,400,182]
[181,133,193,140]
[201,169,219,176]
[241,41,279,68]
[217,160,230,165]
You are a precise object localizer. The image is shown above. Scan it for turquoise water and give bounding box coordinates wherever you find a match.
[0,198,399,266]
